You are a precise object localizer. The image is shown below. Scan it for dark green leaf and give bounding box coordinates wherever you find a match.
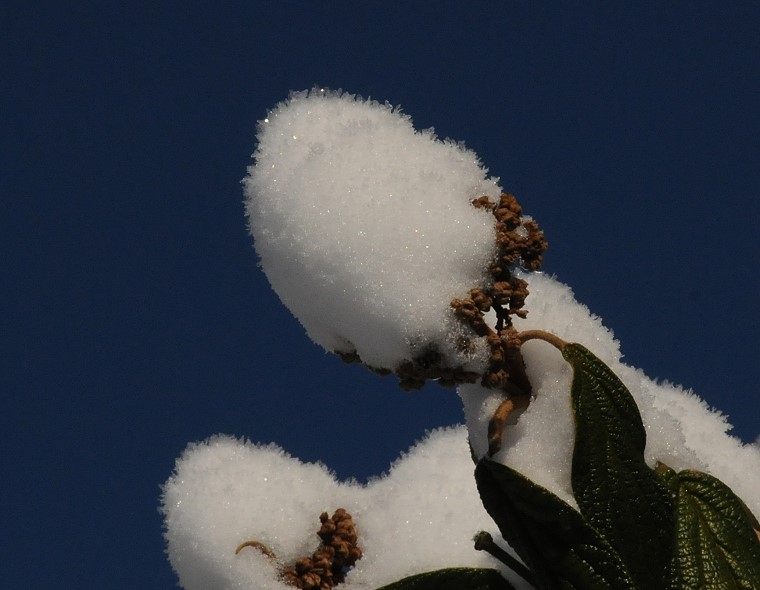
[563,343,674,590]
[375,567,517,590]
[475,458,636,590]
[665,469,760,589]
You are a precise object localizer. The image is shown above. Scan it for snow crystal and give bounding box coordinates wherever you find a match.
[244,89,501,372]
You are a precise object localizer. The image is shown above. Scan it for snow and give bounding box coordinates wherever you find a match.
[244,89,500,372]
[162,89,760,590]
[162,428,527,590]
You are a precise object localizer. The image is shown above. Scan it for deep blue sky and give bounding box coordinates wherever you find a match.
[3,2,758,588]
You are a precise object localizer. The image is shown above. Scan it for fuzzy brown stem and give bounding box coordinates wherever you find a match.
[487,395,530,456]
[516,329,567,351]
[487,398,516,457]
[235,540,277,559]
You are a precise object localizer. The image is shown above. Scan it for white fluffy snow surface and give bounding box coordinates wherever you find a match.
[244,89,501,373]
[162,427,528,590]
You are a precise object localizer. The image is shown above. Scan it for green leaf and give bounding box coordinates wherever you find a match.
[563,343,674,590]
[663,468,760,589]
[375,567,517,590]
[475,458,636,590]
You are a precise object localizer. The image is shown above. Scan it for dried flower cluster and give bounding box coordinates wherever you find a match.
[394,349,481,391]
[452,193,548,397]
[340,194,546,393]
[281,509,363,590]
[337,335,481,391]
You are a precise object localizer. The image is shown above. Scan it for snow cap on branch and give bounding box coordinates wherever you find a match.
[244,89,503,380]
[161,428,525,590]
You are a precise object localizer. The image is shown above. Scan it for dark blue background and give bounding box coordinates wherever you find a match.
[3,2,758,588]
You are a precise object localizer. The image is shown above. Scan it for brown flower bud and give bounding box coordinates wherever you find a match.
[274,509,362,590]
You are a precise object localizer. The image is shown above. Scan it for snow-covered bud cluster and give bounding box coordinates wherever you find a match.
[451,193,547,398]
[244,89,547,389]
[278,509,362,590]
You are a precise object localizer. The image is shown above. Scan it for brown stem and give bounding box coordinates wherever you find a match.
[516,329,567,351]
[487,398,516,456]
[484,330,566,456]
[235,540,277,559]
[487,395,530,456]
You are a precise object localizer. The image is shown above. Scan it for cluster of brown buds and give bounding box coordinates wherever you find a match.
[338,341,480,391]
[339,193,547,402]
[452,194,548,454]
[452,194,547,394]
[282,509,362,589]
[237,509,362,590]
